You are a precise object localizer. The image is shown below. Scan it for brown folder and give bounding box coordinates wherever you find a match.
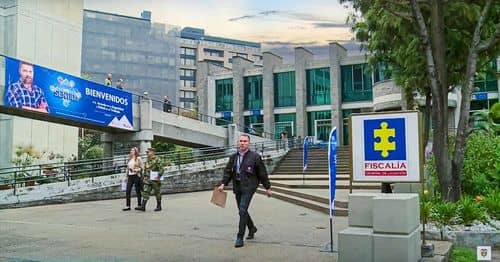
[210,187,227,208]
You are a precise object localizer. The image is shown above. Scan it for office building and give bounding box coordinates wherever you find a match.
[178,27,262,109]
[82,9,179,106]
[197,43,499,144]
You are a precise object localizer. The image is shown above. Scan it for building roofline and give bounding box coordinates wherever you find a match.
[180,27,261,48]
[262,51,283,60]
[294,46,314,55]
[84,9,150,22]
[329,42,347,51]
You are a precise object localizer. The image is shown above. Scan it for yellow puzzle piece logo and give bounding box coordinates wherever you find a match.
[374,122,396,158]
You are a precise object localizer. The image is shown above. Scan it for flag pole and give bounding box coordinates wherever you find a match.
[320,127,338,253]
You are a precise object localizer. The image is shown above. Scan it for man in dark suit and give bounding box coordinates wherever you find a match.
[218,134,272,248]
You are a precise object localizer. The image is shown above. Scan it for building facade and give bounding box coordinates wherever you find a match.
[81,9,179,106]
[178,27,262,109]
[0,0,83,167]
[198,43,499,145]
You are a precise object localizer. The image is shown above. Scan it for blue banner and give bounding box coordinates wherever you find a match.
[4,57,133,130]
[251,109,261,116]
[473,92,488,101]
[303,136,310,171]
[328,127,338,218]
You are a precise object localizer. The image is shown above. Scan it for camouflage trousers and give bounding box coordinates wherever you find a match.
[142,180,161,201]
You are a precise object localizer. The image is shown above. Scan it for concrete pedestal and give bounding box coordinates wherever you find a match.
[373,227,421,262]
[339,227,374,262]
[348,192,382,227]
[372,193,420,234]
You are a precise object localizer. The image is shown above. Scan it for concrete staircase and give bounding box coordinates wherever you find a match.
[258,147,381,216]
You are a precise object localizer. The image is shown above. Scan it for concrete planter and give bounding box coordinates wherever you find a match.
[425,229,500,248]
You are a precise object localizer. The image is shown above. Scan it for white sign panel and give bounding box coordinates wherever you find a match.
[351,111,422,182]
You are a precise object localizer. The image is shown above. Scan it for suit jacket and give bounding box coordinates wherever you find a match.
[221,150,271,193]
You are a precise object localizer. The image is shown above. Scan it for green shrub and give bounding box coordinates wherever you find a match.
[457,196,486,225]
[84,145,104,160]
[450,246,476,262]
[424,156,441,198]
[431,201,458,226]
[461,132,500,196]
[481,190,500,220]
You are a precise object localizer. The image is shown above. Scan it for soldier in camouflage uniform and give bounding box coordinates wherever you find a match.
[137,147,164,212]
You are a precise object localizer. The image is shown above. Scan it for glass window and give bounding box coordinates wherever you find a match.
[215,78,233,112]
[341,63,373,102]
[244,115,264,135]
[181,57,195,66]
[474,59,498,92]
[274,113,296,139]
[181,79,195,88]
[244,75,263,110]
[203,48,224,57]
[306,68,330,105]
[307,111,331,139]
[374,62,392,83]
[181,47,196,56]
[274,71,296,107]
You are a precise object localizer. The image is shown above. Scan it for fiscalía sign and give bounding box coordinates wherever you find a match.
[351,111,422,182]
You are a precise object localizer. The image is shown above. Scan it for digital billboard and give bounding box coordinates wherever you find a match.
[4,57,133,130]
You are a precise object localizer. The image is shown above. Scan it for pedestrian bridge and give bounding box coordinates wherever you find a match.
[0,99,266,149]
[0,55,271,150]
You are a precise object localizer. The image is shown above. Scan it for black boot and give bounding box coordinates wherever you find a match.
[136,199,147,211]
[154,200,162,211]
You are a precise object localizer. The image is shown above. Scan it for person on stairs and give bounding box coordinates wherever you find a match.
[137,147,164,212]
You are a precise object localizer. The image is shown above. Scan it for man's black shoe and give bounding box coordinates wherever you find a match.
[134,206,142,211]
[246,227,257,239]
[122,207,131,211]
[234,238,244,248]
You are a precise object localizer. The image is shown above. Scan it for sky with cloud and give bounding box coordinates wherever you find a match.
[84,0,359,61]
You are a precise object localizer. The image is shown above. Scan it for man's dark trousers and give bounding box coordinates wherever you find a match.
[235,187,255,238]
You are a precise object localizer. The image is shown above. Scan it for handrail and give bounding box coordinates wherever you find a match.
[0,140,296,176]
[0,138,301,193]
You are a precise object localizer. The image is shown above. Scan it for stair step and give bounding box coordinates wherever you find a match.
[271,181,381,190]
[256,188,348,216]
[269,185,348,209]
[270,175,350,181]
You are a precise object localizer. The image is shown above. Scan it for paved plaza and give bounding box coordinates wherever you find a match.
[0,191,346,262]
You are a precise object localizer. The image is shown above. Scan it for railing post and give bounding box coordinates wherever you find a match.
[13,171,17,195]
[65,166,70,186]
[177,153,181,169]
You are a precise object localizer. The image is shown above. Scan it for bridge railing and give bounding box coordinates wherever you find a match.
[131,92,276,139]
[0,138,302,195]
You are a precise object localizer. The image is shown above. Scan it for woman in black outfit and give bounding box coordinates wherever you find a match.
[123,147,143,211]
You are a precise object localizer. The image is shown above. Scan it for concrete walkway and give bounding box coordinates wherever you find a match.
[0,191,345,262]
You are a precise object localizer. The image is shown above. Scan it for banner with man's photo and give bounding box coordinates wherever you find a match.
[3,57,134,130]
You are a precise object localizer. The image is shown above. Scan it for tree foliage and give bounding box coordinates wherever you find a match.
[343,0,500,201]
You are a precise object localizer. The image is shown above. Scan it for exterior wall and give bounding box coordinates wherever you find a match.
[263,52,283,136]
[231,57,254,129]
[0,0,82,167]
[329,43,347,144]
[295,47,314,138]
[373,80,402,111]
[82,9,179,105]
